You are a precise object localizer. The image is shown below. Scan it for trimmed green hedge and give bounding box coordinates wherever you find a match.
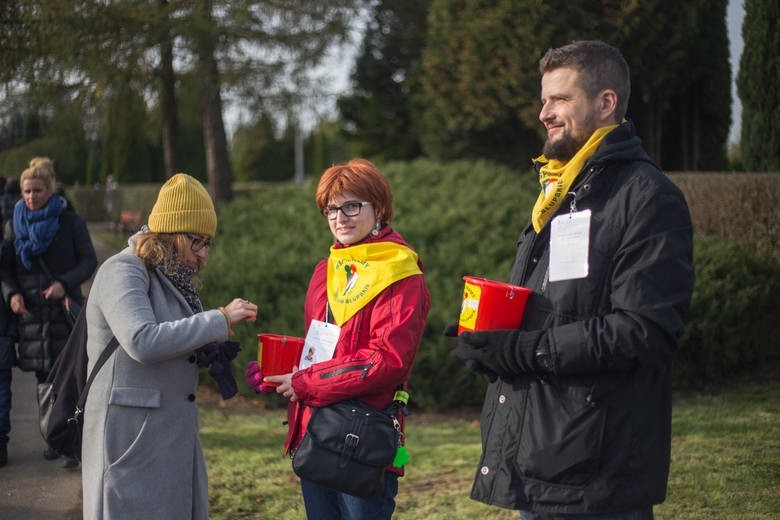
[199,159,538,408]
[90,162,779,408]
[675,237,780,387]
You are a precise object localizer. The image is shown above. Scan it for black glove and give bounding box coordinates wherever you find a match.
[452,329,546,378]
[197,341,242,400]
[443,323,498,381]
[442,322,459,337]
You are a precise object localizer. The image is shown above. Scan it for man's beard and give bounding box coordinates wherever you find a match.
[542,116,596,161]
[542,133,584,161]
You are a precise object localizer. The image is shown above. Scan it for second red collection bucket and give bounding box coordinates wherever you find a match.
[257,333,305,387]
[458,276,531,334]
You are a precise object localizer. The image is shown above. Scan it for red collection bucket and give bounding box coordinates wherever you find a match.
[257,334,305,387]
[458,276,532,334]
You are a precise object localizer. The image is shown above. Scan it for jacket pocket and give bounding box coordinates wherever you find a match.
[517,380,606,488]
[105,387,161,467]
[109,386,161,408]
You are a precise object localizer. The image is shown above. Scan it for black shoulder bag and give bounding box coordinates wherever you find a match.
[291,390,408,498]
[291,304,410,498]
[37,301,119,461]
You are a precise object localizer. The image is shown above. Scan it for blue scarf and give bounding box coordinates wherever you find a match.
[13,195,66,270]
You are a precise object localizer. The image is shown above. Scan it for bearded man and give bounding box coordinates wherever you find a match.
[450,40,695,519]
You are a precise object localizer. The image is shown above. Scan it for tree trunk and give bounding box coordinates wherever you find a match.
[159,0,180,177]
[195,0,232,205]
[631,90,663,166]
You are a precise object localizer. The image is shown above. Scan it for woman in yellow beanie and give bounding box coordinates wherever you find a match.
[80,173,257,520]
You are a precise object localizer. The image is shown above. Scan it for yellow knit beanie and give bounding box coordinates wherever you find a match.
[148,173,217,237]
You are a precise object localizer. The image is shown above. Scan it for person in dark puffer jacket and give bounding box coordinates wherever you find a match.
[0,175,17,467]
[449,41,695,519]
[0,157,97,464]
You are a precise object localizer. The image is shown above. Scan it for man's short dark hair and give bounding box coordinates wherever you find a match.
[539,40,630,122]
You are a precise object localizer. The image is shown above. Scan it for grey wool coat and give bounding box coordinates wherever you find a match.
[82,247,230,520]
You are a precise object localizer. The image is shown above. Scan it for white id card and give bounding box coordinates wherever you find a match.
[549,209,591,282]
[299,320,341,370]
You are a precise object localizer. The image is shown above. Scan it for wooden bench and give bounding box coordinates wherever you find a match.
[118,210,142,232]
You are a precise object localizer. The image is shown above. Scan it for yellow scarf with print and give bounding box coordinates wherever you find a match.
[531,124,619,233]
[327,241,422,326]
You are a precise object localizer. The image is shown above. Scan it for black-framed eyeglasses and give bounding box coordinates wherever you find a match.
[321,201,372,220]
[186,234,212,252]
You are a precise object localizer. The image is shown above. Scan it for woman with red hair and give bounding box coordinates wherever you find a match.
[247,158,430,519]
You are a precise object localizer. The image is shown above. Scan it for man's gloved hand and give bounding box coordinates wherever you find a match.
[442,322,459,337]
[245,361,276,393]
[452,329,547,378]
[443,322,498,381]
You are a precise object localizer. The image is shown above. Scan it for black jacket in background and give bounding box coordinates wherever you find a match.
[1,202,97,373]
[470,121,695,513]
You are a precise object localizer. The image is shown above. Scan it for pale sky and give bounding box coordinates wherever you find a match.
[728,0,746,145]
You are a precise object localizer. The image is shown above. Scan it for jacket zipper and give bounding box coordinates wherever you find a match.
[318,363,372,380]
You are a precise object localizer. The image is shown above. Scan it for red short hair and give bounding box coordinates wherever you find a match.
[315,159,393,225]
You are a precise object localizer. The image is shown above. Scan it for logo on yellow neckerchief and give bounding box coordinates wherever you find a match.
[327,242,423,326]
[343,263,359,295]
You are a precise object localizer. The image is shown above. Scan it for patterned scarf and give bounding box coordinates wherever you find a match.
[159,252,202,313]
[13,195,66,269]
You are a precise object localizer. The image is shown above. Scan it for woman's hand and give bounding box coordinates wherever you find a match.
[223,298,258,324]
[265,366,299,402]
[41,281,66,300]
[245,361,275,393]
[10,294,29,316]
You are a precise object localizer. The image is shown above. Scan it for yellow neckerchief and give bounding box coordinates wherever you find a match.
[531,124,619,233]
[327,241,422,326]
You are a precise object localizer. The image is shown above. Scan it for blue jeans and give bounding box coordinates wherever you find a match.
[0,368,11,444]
[521,509,653,519]
[301,473,398,520]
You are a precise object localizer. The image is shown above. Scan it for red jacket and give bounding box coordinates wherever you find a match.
[285,227,430,475]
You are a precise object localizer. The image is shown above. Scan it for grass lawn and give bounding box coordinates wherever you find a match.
[199,371,779,519]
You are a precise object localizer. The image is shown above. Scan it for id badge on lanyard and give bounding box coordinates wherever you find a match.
[549,208,591,282]
[299,304,341,370]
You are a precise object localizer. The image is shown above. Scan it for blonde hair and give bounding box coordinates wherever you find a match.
[20,156,56,192]
[133,232,203,278]
[29,156,55,173]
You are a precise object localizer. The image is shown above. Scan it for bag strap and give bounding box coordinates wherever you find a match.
[71,336,120,423]
[37,256,79,301]
[338,409,366,468]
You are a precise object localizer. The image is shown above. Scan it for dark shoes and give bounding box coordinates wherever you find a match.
[43,446,60,460]
[0,442,6,467]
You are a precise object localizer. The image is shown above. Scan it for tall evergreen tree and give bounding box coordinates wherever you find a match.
[656,0,731,170]
[418,0,731,170]
[737,0,780,171]
[337,0,430,161]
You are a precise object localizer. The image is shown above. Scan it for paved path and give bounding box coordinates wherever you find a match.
[0,224,118,519]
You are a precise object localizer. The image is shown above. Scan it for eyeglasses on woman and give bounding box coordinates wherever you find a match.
[186,234,212,252]
[321,201,372,220]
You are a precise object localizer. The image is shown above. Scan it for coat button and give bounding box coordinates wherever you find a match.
[187,394,196,402]
[480,466,489,475]
[498,395,506,404]
[188,354,197,363]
